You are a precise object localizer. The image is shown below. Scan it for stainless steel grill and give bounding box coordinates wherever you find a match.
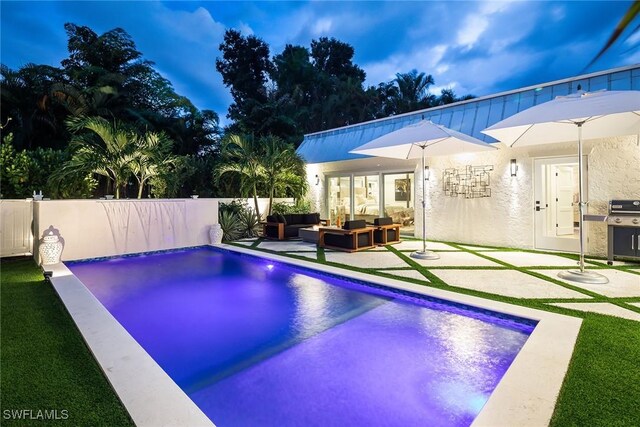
[607,200,640,265]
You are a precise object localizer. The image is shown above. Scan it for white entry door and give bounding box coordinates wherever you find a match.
[555,166,575,236]
[533,156,584,253]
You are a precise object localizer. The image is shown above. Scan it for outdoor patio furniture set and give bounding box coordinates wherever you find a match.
[263,214,401,252]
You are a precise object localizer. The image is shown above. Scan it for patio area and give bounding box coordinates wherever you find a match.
[231,237,640,322]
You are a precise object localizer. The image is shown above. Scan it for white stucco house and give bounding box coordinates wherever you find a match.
[297,64,640,257]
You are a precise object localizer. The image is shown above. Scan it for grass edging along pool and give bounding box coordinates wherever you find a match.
[49,244,582,426]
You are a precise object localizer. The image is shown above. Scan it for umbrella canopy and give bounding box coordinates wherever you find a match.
[350,120,497,260]
[481,89,640,285]
[482,90,640,146]
[350,120,497,158]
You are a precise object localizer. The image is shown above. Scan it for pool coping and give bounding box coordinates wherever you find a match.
[48,244,583,427]
[47,262,214,427]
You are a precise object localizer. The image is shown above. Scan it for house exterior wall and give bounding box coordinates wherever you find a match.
[306,136,639,256]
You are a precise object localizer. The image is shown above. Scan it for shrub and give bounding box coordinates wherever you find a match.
[218,210,242,242]
[219,199,248,216]
[271,199,312,215]
[237,208,261,238]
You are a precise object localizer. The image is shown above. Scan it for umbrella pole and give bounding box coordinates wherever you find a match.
[411,146,439,260]
[558,122,608,284]
[578,123,585,272]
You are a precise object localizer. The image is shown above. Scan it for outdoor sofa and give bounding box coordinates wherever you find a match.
[263,213,328,240]
[319,220,375,252]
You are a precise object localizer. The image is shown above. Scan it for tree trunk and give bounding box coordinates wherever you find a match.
[252,184,261,220]
[268,186,274,216]
[137,178,144,199]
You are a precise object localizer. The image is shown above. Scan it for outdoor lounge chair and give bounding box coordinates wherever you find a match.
[319,220,375,252]
[263,213,328,240]
[372,217,401,245]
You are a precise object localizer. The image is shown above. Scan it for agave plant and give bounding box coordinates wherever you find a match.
[218,210,242,242]
[237,208,261,238]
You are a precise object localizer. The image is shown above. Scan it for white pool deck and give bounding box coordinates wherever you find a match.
[46,241,640,427]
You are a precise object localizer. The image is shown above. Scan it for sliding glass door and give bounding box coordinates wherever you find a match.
[353,175,380,222]
[326,172,415,233]
[383,172,415,233]
[327,176,351,224]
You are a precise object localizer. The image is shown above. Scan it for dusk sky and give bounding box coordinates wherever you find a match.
[2,1,639,124]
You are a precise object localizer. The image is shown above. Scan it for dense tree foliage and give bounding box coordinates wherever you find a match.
[1,24,222,198]
[1,23,473,204]
[216,30,475,147]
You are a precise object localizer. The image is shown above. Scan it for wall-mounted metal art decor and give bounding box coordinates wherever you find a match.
[443,165,494,198]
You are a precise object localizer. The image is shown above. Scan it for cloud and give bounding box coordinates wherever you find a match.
[363,44,450,86]
[1,0,635,123]
[457,15,489,49]
[237,22,254,36]
[312,18,333,36]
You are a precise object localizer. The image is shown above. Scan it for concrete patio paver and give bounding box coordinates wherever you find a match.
[485,251,591,268]
[324,251,410,269]
[413,251,502,267]
[432,269,591,299]
[393,240,459,251]
[533,269,640,298]
[629,302,640,308]
[549,302,640,322]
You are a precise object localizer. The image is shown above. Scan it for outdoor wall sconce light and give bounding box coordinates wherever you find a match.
[510,159,518,177]
[315,174,320,185]
[424,166,430,181]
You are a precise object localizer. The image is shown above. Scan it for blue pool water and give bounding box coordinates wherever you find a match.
[68,247,535,427]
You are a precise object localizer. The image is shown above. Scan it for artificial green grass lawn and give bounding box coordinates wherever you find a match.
[0,258,133,426]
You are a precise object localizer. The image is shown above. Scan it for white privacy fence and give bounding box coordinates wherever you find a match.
[1,197,297,262]
[33,199,218,263]
[0,200,34,257]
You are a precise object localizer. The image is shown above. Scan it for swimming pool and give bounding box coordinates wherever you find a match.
[68,246,536,426]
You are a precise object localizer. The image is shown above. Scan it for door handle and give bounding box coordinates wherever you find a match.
[535,207,546,211]
[633,235,636,251]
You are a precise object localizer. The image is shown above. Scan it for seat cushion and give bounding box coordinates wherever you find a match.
[374,217,393,226]
[276,214,287,224]
[343,219,366,230]
[287,214,304,225]
[303,213,320,224]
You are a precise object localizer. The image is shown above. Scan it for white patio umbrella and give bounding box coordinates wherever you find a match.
[483,90,640,284]
[350,120,498,260]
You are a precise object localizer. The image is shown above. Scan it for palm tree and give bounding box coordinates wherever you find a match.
[215,134,264,218]
[586,1,639,70]
[130,131,176,198]
[56,116,136,198]
[393,70,435,113]
[260,135,307,215]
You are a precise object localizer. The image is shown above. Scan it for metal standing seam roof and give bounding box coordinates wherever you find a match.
[297,64,640,164]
